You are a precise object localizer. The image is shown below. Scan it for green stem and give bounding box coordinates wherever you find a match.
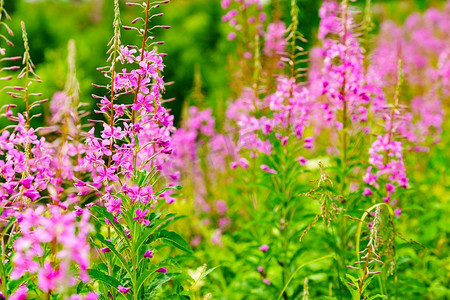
[277,254,335,300]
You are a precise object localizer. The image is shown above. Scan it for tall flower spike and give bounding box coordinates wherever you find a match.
[364,60,409,208]
[0,22,55,212]
[17,22,44,127]
[106,0,121,167]
[286,0,308,80]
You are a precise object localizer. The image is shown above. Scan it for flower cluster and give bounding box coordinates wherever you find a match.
[11,205,92,296]
[363,135,408,204]
[370,5,449,148]
[221,0,265,42]
[226,75,311,172]
[162,106,232,245]
[81,46,172,213]
[314,0,370,128]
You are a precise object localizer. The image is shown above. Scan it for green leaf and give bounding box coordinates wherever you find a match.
[147,273,182,292]
[151,230,193,254]
[155,185,182,197]
[135,266,158,296]
[361,275,375,293]
[90,206,131,248]
[95,233,132,276]
[88,269,121,290]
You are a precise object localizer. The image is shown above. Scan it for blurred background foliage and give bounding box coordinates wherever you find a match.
[0,0,446,127]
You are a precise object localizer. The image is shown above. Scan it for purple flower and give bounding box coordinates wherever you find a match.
[363,188,372,196]
[9,285,28,300]
[259,244,269,252]
[260,165,277,174]
[144,250,153,258]
[133,208,150,226]
[23,189,40,201]
[156,267,167,273]
[298,157,307,166]
[227,32,236,41]
[118,285,130,294]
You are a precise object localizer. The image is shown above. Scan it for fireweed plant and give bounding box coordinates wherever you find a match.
[160,0,447,299]
[0,0,199,299]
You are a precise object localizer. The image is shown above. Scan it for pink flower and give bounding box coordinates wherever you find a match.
[263,278,271,285]
[144,250,153,258]
[156,267,167,273]
[227,32,236,41]
[386,183,395,193]
[19,176,34,188]
[9,285,28,300]
[119,45,137,63]
[363,188,372,196]
[69,292,99,300]
[264,22,287,58]
[221,0,231,9]
[222,10,238,22]
[215,200,227,215]
[23,189,40,201]
[118,285,130,294]
[100,123,126,140]
[260,165,277,174]
[93,166,119,185]
[259,244,269,252]
[133,208,150,226]
[298,157,307,165]
[38,263,60,292]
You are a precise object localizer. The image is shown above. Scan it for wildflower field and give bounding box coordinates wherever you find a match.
[0,0,448,299]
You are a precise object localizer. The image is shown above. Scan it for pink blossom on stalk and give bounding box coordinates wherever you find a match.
[264,22,287,59]
[222,9,238,22]
[37,263,60,292]
[156,267,168,273]
[260,165,277,174]
[314,0,371,129]
[363,188,372,196]
[364,134,408,215]
[298,157,307,165]
[227,32,236,41]
[144,250,153,258]
[133,208,150,226]
[69,292,99,300]
[215,200,227,215]
[263,278,271,285]
[119,45,136,63]
[218,217,231,228]
[259,244,269,252]
[211,229,223,246]
[118,285,130,294]
[11,206,91,287]
[9,285,28,300]
[221,0,231,9]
